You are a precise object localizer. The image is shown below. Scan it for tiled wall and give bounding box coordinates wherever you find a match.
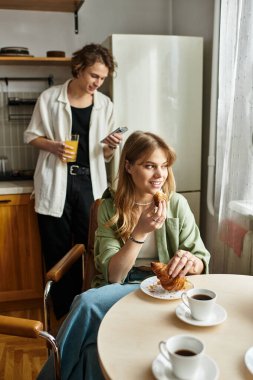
[0,91,39,171]
[0,65,71,173]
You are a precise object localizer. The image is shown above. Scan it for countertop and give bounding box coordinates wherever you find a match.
[0,180,34,195]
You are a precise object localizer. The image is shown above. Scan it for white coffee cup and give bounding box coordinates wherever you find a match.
[159,334,204,379]
[181,288,217,321]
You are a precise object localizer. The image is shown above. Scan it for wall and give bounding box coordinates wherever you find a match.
[77,0,172,43]
[0,0,172,61]
[0,0,172,171]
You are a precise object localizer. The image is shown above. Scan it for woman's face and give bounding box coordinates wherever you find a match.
[125,148,169,199]
[78,61,109,94]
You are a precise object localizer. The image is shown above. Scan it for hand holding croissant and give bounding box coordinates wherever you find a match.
[151,261,186,291]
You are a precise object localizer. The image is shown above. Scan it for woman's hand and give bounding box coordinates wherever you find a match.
[168,250,204,278]
[148,201,167,229]
[108,200,167,283]
[131,200,167,241]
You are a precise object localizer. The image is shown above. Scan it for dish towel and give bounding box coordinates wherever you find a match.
[219,219,248,257]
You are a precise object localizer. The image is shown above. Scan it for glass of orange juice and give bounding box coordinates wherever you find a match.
[65,134,79,162]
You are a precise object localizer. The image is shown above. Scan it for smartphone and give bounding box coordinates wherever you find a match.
[100,126,128,143]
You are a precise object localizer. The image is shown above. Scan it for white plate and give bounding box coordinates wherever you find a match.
[245,346,253,374]
[175,302,227,327]
[152,353,219,380]
[140,276,193,300]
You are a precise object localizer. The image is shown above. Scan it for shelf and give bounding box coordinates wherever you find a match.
[0,1,85,33]
[0,0,84,13]
[0,56,71,66]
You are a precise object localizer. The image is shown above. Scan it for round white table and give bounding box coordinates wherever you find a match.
[97,274,253,380]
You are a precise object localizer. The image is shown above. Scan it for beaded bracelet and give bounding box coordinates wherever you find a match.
[128,235,145,244]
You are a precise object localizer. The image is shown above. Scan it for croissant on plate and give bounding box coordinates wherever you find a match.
[151,261,186,291]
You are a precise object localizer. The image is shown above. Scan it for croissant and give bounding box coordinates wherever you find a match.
[153,191,168,207]
[151,261,186,291]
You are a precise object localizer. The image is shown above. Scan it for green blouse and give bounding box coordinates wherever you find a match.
[92,189,210,287]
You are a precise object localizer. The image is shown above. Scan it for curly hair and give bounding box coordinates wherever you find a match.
[108,131,176,241]
[71,43,117,78]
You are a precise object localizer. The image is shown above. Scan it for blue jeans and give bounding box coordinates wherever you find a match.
[37,283,139,380]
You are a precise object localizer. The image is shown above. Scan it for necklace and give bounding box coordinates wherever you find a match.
[134,200,153,206]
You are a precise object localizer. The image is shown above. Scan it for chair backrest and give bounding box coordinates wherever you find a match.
[82,199,102,291]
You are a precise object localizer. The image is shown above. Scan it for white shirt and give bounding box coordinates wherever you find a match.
[134,231,158,267]
[24,79,115,217]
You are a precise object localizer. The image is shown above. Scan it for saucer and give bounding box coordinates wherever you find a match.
[152,353,219,380]
[245,346,253,374]
[175,302,227,327]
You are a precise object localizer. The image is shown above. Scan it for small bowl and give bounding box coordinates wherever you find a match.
[46,50,65,57]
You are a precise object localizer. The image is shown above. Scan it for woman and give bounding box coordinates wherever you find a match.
[37,131,210,380]
[24,44,123,319]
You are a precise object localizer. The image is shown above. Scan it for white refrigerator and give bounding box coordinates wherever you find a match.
[102,34,203,224]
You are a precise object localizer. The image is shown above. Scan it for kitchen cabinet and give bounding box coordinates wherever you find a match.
[0,193,44,309]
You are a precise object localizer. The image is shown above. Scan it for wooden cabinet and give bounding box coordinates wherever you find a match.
[0,194,43,308]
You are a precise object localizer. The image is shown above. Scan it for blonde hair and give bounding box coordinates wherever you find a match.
[108,131,176,241]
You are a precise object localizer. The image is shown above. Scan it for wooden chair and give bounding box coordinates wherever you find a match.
[44,243,85,333]
[0,314,62,380]
[83,198,101,290]
[0,198,102,380]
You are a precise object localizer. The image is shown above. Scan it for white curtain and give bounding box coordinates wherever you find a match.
[215,0,253,223]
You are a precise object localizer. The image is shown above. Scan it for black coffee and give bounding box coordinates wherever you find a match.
[192,294,212,301]
[175,349,196,356]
